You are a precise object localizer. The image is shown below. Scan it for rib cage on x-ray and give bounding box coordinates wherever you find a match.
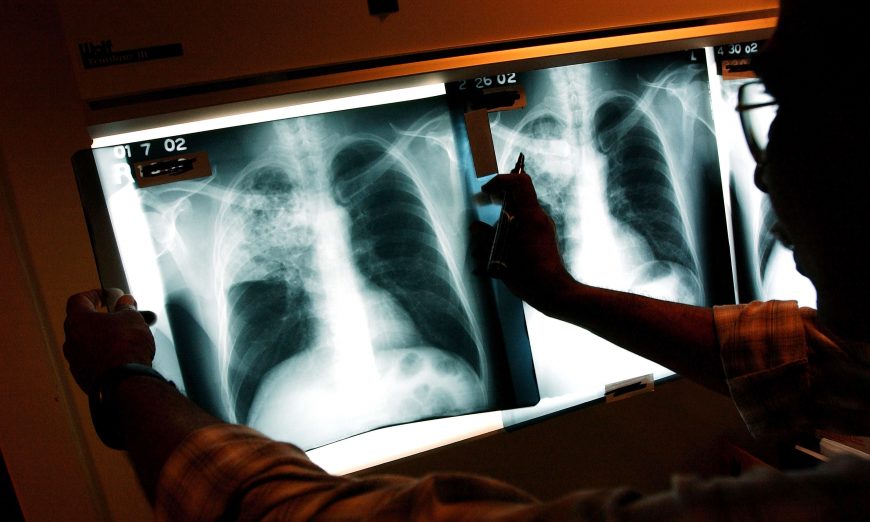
[756,197,780,282]
[219,159,318,425]
[329,140,483,377]
[129,100,519,450]
[592,94,701,299]
[491,55,713,306]
[719,78,816,306]
[746,176,815,305]
[494,52,729,425]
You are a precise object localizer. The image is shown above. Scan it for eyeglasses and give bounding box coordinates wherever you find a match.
[736,80,778,164]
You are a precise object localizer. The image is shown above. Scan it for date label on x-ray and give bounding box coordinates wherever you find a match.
[714,40,765,79]
[133,151,212,188]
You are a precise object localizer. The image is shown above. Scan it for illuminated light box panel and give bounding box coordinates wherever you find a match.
[72,42,813,474]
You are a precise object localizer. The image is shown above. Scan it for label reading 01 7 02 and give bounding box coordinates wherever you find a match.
[107,135,211,188]
[112,137,189,162]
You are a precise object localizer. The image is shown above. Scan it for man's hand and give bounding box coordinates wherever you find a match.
[470,171,576,315]
[63,289,156,394]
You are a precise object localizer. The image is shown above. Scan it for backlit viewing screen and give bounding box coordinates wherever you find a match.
[74,43,813,469]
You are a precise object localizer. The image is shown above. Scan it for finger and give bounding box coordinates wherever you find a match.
[471,191,500,206]
[481,172,519,193]
[469,221,497,275]
[469,219,495,238]
[114,294,158,326]
[103,288,126,312]
[139,310,158,326]
[66,290,103,316]
[482,167,533,189]
[469,222,496,254]
[112,293,138,312]
[481,173,538,207]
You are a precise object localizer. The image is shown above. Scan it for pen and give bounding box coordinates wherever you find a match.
[487,153,524,277]
[513,152,525,175]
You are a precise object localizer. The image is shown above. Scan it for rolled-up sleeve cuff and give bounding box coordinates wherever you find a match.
[714,301,811,441]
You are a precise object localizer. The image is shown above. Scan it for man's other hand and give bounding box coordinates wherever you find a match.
[63,289,156,394]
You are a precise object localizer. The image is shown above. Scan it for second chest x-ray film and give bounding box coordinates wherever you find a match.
[493,50,735,425]
[74,45,810,452]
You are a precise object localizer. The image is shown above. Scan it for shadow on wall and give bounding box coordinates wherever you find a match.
[1,451,24,522]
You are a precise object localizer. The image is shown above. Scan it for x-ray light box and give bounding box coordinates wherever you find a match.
[71,32,811,476]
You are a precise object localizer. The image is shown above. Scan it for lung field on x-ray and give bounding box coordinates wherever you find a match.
[494,51,732,428]
[593,93,700,298]
[220,162,318,424]
[491,52,726,305]
[330,140,483,375]
[139,98,514,450]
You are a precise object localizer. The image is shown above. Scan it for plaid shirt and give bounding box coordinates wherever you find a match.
[155,300,870,521]
[716,300,870,441]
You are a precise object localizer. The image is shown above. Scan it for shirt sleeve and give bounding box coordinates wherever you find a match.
[154,423,870,521]
[713,300,812,441]
[154,424,640,521]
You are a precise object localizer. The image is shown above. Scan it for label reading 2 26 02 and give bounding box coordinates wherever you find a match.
[455,73,518,91]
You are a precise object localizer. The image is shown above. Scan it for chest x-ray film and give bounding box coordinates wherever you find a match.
[73,88,538,451]
[490,50,736,426]
[715,75,816,308]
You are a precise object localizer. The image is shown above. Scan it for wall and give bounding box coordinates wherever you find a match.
[57,0,777,104]
[364,378,759,498]
[61,1,777,130]
[1,1,768,519]
[0,1,151,519]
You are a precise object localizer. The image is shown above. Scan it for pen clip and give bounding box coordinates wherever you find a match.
[487,152,524,277]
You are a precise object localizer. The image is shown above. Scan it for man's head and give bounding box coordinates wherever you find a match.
[752,0,869,338]
[754,1,858,103]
